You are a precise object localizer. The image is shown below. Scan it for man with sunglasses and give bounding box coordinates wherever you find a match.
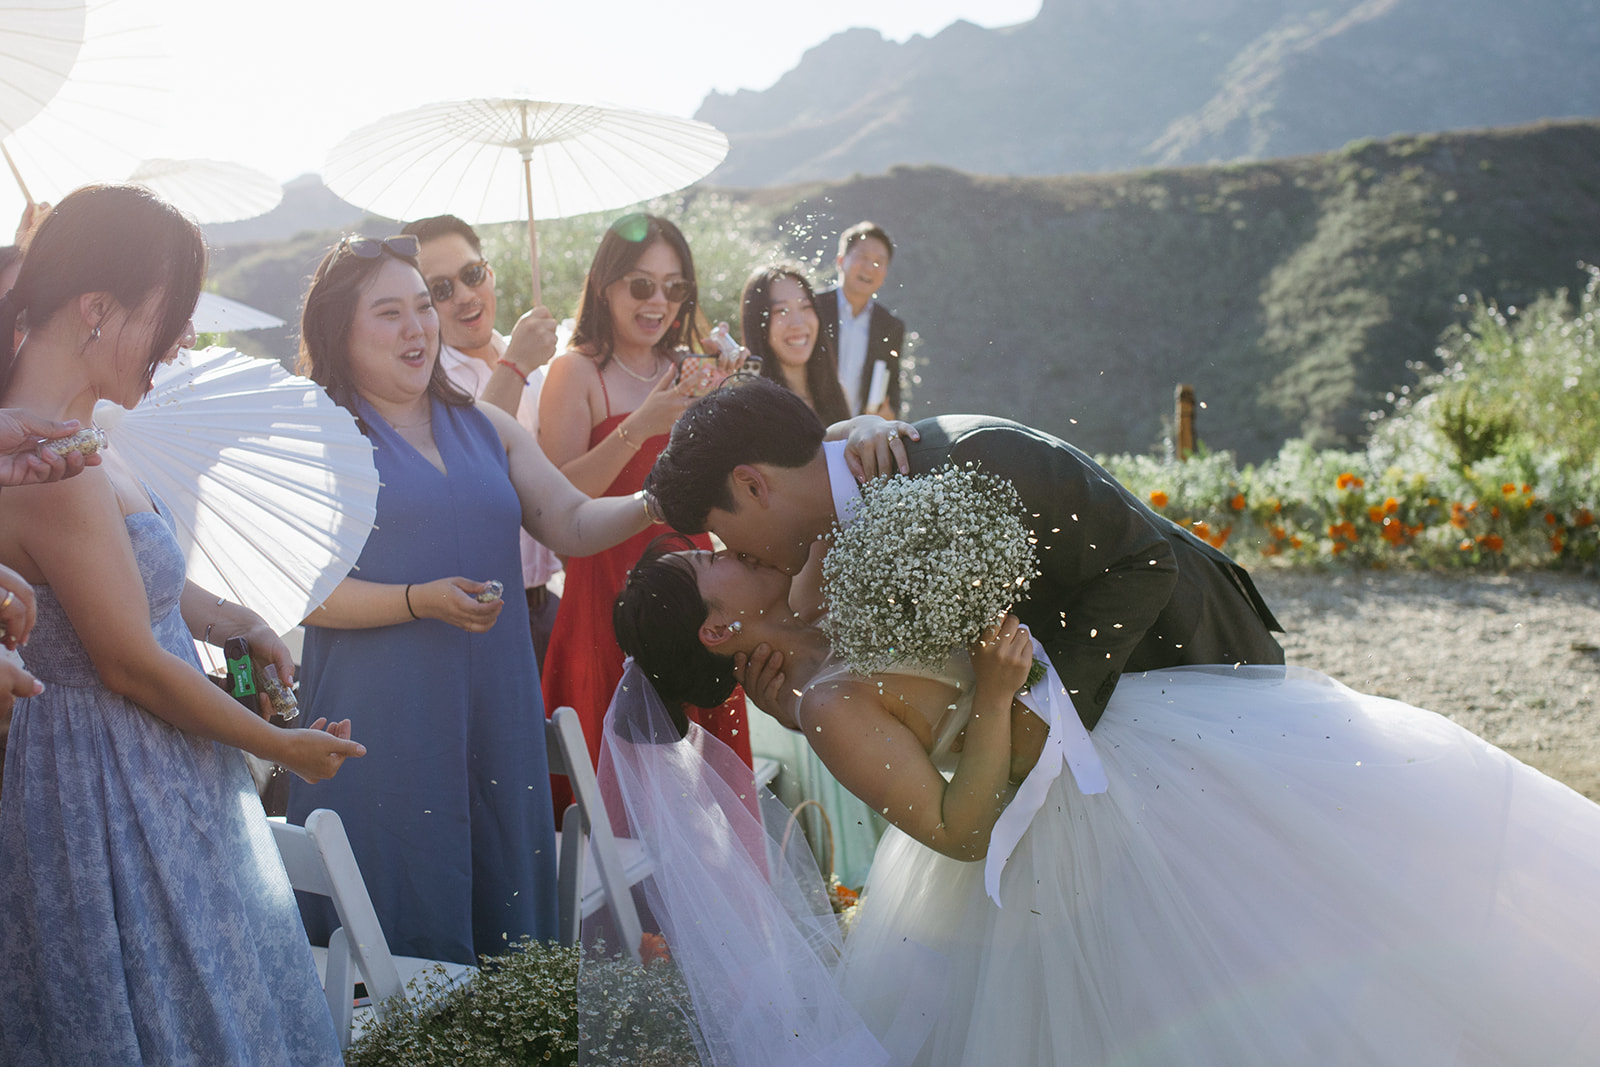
[402,214,564,668]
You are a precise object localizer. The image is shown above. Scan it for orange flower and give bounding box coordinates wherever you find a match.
[1551,534,1566,554]
[1229,493,1246,511]
[1479,534,1505,553]
[832,884,859,907]
[1331,542,1347,555]
[1191,520,1212,540]
[1209,525,1233,548]
[1501,483,1517,496]
[1459,539,1474,552]
[1449,503,1469,529]
[1148,490,1168,509]
[1545,512,1559,526]
[640,932,671,965]
[1367,505,1386,524]
[1289,536,1303,549]
[1578,509,1595,528]
[1269,525,1287,540]
[1383,497,1399,514]
[1490,505,1501,520]
[1336,472,1364,490]
[1521,483,1533,494]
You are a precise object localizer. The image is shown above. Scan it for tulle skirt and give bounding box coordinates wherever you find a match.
[839,666,1600,1066]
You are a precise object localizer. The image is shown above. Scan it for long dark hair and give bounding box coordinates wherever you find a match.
[569,213,701,368]
[614,534,738,717]
[296,236,471,413]
[0,184,205,398]
[742,264,850,426]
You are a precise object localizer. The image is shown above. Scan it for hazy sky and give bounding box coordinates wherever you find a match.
[0,0,1040,226]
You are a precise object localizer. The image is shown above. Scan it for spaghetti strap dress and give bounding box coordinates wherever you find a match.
[0,496,341,1066]
[288,395,557,965]
[542,369,749,817]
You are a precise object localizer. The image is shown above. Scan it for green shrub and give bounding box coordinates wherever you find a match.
[344,939,699,1067]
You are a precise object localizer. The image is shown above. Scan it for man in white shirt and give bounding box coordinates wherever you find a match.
[402,214,564,668]
[813,221,905,418]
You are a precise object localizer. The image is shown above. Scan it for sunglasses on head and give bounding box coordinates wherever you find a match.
[624,276,694,303]
[428,260,490,303]
[337,234,420,260]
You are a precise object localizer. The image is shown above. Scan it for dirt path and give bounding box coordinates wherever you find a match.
[1253,568,1600,800]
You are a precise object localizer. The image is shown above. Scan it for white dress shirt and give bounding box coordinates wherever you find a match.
[438,337,562,589]
[834,289,874,415]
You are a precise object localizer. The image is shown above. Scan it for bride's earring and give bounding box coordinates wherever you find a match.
[729,620,742,634]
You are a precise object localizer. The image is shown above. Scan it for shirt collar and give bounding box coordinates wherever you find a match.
[822,439,862,526]
[836,287,873,323]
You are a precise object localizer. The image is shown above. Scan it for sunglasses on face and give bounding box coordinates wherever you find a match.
[337,234,420,260]
[428,260,490,303]
[623,276,694,303]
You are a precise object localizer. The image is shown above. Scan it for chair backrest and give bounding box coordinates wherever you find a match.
[269,810,406,1013]
[546,706,645,961]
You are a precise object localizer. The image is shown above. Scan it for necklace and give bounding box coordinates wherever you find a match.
[387,409,432,431]
[610,352,665,383]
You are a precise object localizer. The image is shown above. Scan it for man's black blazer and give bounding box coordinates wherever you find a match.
[903,416,1284,730]
[814,286,905,417]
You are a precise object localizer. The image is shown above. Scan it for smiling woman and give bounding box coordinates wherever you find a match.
[744,263,851,425]
[537,213,753,812]
[287,231,657,965]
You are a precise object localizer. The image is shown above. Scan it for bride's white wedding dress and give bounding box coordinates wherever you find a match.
[839,660,1600,1066]
[595,659,1600,1066]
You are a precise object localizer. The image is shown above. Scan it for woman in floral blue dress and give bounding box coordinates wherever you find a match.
[0,186,365,1065]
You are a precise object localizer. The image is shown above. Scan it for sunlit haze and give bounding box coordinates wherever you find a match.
[0,0,1040,226]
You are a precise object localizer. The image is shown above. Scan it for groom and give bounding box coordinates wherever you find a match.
[645,378,1284,732]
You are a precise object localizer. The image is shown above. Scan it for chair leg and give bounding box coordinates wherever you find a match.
[325,926,355,1050]
[558,804,584,947]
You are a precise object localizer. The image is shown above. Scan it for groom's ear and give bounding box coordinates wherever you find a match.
[728,464,771,511]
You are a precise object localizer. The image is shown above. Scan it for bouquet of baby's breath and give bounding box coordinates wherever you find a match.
[821,463,1039,676]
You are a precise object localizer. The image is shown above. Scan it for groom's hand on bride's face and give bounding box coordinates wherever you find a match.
[734,643,800,731]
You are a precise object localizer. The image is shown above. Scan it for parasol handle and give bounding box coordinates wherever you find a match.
[1,143,34,207]
[523,155,541,308]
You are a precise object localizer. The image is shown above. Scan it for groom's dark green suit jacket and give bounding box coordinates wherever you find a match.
[903,415,1284,730]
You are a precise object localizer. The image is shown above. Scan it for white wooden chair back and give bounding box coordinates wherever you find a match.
[546,705,650,962]
[270,809,471,1047]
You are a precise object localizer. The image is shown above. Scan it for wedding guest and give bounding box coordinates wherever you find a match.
[743,264,851,426]
[288,231,657,964]
[815,220,905,418]
[403,213,564,667]
[0,183,362,1065]
[537,212,750,814]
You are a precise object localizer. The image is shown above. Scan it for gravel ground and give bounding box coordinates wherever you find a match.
[1253,568,1600,800]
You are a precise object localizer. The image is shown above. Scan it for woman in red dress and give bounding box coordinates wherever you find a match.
[538,213,750,815]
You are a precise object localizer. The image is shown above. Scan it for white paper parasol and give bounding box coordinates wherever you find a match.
[322,98,728,304]
[0,0,167,223]
[93,346,378,636]
[193,291,285,333]
[127,158,283,225]
[0,0,85,138]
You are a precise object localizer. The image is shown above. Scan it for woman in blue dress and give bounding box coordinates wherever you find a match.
[287,234,658,964]
[0,185,366,1064]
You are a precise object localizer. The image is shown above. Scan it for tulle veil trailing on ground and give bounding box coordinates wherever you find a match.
[579,660,940,1067]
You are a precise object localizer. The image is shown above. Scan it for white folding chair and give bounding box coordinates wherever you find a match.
[269,809,475,1048]
[546,705,655,962]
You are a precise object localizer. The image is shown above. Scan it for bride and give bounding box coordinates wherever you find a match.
[604,535,1600,1066]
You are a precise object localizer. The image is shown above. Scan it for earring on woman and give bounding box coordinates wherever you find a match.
[88,324,101,343]
[729,620,742,634]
